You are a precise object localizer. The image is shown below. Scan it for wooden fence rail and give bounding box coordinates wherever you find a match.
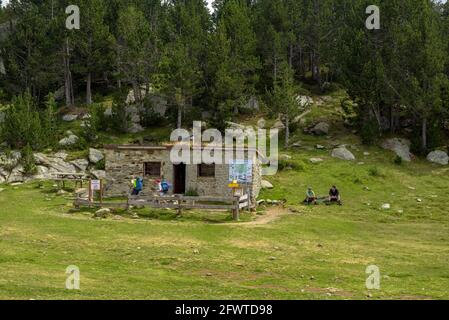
[74,194,250,221]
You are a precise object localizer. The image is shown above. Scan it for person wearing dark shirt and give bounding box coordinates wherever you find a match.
[329,185,342,205]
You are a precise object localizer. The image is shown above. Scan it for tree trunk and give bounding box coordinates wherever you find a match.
[312,51,321,85]
[288,43,293,69]
[86,72,92,105]
[64,38,74,108]
[273,54,278,83]
[422,117,427,153]
[390,105,396,134]
[177,104,183,129]
[86,35,93,105]
[132,80,141,104]
[299,45,304,77]
[285,114,290,148]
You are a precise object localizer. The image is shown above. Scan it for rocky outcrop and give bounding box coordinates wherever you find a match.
[89,148,104,164]
[331,146,356,161]
[59,134,79,147]
[7,165,24,183]
[296,95,313,109]
[427,150,449,165]
[0,151,21,168]
[310,158,324,164]
[125,106,144,134]
[309,122,329,136]
[62,114,78,122]
[381,138,412,162]
[261,180,274,189]
[1,146,107,185]
[272,120,285,130]
[70,159,89,171]
[91,170,106,179]
[34,153,76,173]
[242,96,260,111]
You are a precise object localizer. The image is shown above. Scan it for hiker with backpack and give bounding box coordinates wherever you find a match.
[159,178,171,196]
[131,177,144,196]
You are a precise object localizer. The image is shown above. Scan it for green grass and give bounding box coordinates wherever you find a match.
[1,144,449,299]
[1,92,449,300]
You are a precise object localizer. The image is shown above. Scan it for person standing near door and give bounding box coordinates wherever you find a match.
[159,177,171,196]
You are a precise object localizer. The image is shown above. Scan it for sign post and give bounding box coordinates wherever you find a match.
[229,160,253,210]
[228,180,242,221]
[89,179,103,204]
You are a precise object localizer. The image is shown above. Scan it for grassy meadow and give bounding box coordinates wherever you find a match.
[1,131,449,299]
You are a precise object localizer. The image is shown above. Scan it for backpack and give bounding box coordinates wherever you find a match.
[135,178,143,191]
[161,181,169,192]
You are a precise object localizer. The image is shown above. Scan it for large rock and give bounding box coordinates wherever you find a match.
[89,148,104,164]
[7,165,24,183]
[54,152,68,160]
[128,123,144,134]
[59,134,79,147]
[272,120,285,130]
[90,170,106,179]
[261,180,274,189]
[280,154,292,161]
[62,114,78,122]
[94,208,111,219]
[34,153,76,173]
[293,110,311,124]
[0,167,7,184]
[104,107,113,117]
[427,151,449,165]
[70,159,89,172]
[125,106,145,133]
[310,157,324,164]
[126,87,148,105]
[0,151,22,168]
[227,122,246,131]
[33,165,51,179]
[331,146,356,161]
[242,96,259,111]
[296,95,313,108]
[310,122,329,135]
[148,95,168,117]
[34,153,50,166]
[381,138,412,162]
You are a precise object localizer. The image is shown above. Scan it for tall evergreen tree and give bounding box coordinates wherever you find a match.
[72,0,114,105]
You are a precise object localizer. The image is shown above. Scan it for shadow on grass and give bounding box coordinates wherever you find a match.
[67,206,254,224]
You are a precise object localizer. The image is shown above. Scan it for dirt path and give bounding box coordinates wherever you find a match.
[223,206,294,227]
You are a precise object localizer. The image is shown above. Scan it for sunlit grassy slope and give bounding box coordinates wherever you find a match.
[1,90,448,300]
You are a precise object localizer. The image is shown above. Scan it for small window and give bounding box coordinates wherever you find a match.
[144,162,161,177]
[198,164,215,177]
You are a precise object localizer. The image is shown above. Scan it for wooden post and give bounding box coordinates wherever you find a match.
[176,195,183,216]
[233,195,240,221]
[100,179,104,205]
[88,179,92,203]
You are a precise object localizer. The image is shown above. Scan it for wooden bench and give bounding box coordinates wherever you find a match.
[52,172,90,189]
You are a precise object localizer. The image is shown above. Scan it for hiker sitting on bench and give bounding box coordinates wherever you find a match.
[328,185,342,205]
[304,187,317,205]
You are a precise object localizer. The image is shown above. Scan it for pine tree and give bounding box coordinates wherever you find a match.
[270,62,301,147]
[160,0,210,128]
[72,0,115,105]
[208,0,259,124]
[116,5,152,105]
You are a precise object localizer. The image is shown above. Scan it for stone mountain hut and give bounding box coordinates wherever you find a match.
[104,145,263,203]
